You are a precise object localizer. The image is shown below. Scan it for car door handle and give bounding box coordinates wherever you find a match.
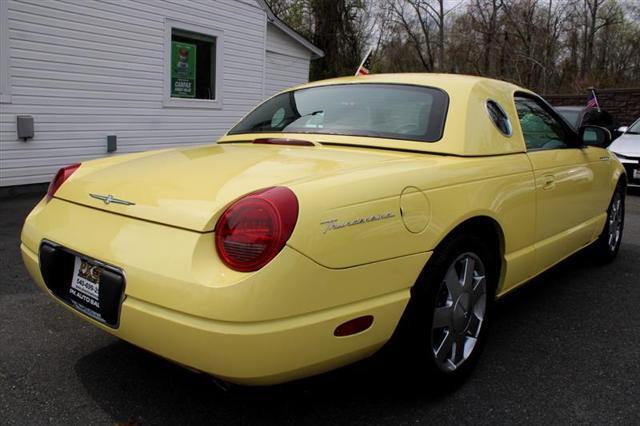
[542,175,555,190]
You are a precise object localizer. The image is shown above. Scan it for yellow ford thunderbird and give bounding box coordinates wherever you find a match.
[21,74,627,387]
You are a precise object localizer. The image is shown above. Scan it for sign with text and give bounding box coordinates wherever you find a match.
[171,41,196,98]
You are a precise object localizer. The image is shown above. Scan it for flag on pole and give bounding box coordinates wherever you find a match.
[355,48,373,76]
[587,89,600,111]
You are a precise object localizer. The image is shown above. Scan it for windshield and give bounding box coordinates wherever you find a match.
[228,84,449,142]
[628,119,640,134]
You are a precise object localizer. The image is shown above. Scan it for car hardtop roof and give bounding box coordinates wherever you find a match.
[287,73,530,156]
[291,73,527,95]
[227,73,531,156]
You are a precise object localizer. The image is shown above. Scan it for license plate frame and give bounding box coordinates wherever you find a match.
[39,241,125,328]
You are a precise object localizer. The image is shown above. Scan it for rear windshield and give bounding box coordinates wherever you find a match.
[228,84,449,142]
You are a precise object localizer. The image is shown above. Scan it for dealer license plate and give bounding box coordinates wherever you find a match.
[634,168,640,179]
[69,257,103,321]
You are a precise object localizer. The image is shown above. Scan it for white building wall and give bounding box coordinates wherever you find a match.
[0,0,279,186]
[264,23,311,97]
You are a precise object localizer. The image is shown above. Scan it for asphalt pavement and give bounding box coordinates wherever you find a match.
[1,191,639,425]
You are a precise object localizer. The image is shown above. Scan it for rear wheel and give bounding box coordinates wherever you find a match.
[431,252,487,373]
[591,183,625,262]
[395,233,498,389]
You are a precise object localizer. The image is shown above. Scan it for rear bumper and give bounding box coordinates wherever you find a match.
[21,198,429,385]
[23,242,408,385]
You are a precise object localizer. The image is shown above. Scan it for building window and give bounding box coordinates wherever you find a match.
[171,29,216,100]
[0,0,11,104]
[164,20,223,108]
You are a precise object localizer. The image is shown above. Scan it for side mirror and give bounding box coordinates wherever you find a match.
[579,125,612,148]
[617,126,629,133]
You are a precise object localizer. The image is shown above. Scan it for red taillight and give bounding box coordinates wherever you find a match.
[46,163,81,201]
[215,187,298,272]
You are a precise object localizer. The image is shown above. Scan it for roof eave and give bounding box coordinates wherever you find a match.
[255,0,324,59]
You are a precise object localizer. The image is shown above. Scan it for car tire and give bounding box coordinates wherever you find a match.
[591,182,625,263]
[393,232,498,391]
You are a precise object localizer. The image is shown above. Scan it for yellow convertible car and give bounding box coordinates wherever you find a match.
[21,74,627,387]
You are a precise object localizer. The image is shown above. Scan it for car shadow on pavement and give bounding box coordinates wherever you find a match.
[73,236,639,425]
[73,335,444,424]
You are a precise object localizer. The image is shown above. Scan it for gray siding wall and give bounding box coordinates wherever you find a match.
[264,23,310,98]
[0,0,270,186]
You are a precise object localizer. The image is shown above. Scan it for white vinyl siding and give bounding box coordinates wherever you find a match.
[1,0,307,187]
[0,0,11,103]
[265,52,310,97]
[264,23,311,97]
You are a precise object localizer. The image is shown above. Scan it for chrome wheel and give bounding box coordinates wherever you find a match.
[607,191,623,252]
[431,253,487,372]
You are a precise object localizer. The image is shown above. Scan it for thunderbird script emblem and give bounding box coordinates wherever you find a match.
[320,212,395,234]
[89,193,135,206]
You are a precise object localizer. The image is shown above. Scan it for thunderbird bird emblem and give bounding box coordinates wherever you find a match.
[89,193,135,206]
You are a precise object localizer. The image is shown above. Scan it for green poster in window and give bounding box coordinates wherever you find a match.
[171,41,196,98]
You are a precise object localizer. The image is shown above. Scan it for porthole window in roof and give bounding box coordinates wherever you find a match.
[486,100,512,137]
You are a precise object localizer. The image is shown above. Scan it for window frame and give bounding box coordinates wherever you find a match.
[514,92,580,152]
[227,83,450,143]
[0,0,11,104]
[163,19,223,109]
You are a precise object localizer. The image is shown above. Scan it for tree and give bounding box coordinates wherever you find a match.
[308,0,369,79]
[267,0,640,93]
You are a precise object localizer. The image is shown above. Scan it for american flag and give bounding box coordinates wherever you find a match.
[587,89,600,110]
[355,49,373,76]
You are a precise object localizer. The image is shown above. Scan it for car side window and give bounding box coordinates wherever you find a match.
[515,96,568,151]
[486,100,512,136]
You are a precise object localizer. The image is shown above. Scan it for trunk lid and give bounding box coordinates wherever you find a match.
[55,142,412,232]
